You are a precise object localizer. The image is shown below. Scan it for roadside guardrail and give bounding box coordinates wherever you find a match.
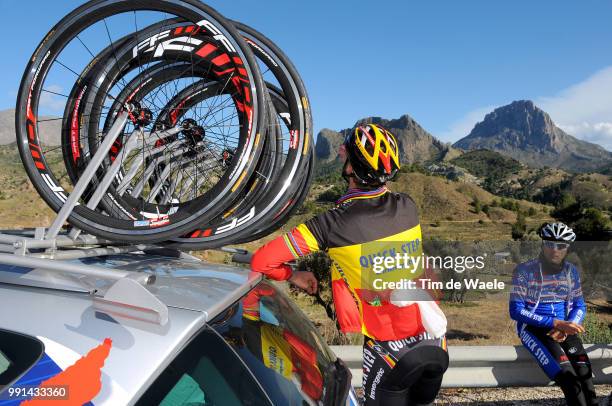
[331,344,612,388]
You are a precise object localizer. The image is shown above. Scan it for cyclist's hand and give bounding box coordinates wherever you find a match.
[547,328,567,343]
[289,271,318,295]
[553,319,585,335]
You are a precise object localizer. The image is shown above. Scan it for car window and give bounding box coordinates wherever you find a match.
[210,281,338,406]
[136,326,271,406]
[0,329,44,390]
[0,350,10,376]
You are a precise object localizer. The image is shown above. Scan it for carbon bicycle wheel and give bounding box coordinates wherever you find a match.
[64,20,314,248]
[238,147,314,243]
[16,0,267,242]
[165,22,314,248]
[62,58,282,221]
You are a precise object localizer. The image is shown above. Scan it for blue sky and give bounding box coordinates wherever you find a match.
[1,0,612,148]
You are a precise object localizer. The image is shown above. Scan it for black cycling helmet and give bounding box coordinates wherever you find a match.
[343,124,401,186]
[539,222,576,242]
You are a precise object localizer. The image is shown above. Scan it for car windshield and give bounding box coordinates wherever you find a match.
[210,281,341,406]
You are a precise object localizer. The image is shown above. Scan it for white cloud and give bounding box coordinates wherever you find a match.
[38,84,66,114]
[557,122,612,150]
[438,105,496,143]
[439,66,612,151]
[537,67,612,151]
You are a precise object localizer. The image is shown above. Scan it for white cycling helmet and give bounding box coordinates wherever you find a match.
[539,222,576,242]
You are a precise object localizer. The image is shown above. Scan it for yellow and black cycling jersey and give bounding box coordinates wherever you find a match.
[252,186,429,341]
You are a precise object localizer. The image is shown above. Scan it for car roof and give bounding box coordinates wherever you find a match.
[0,252,263,405]
[0,252,261,320]
[83,253,260,317]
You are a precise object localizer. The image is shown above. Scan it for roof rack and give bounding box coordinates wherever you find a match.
[0,109,254,327]
[0,228,171,325]
[0,229,252,328]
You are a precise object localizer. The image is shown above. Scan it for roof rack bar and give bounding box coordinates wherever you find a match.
[215,247,249,255]
[0,234,32,244]
[209,247,252,265]
[0,233,111,251]
[0,253,153,284]
[46,110,129,239]
[29,244,157,260]
[0,229,110,244]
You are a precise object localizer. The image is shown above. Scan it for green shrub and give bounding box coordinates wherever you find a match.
[317,185,344,203]
[472,197,482,213]
[511,212,527,240]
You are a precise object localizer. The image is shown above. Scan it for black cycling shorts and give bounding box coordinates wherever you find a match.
[362,332,449,406]
[518,324,597,406]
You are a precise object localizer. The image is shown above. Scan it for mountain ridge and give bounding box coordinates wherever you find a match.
[315,113,458,165]
[453,100,612,173]
[0,109,61,146]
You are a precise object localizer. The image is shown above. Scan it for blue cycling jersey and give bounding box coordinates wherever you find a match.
[509,258,586,329]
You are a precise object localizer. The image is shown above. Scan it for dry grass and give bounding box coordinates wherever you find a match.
[389,172,553,224]
[441,296,520,346]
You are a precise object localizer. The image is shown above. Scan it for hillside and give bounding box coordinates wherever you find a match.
[446,149,612,213]
[0,109,61,146]
[0,145,56,227]
[294,165,554,242]
[450,149,523,180]
[454,100,612,173]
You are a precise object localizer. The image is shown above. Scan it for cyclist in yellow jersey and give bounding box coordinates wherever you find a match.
[252,124,449,406]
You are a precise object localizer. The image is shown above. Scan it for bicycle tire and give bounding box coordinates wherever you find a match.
[16,0,267,242]
[164,22,314,248]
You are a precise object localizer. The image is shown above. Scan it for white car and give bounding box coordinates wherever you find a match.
[0,251,359,405]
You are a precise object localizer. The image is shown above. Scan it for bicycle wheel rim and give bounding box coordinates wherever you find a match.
[15,0,267,242]
[166,22,314,248]
[62,42,282,231]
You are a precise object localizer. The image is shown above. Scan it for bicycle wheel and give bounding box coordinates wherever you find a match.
[78,40,267,223]
[16,0,267,242]
[63,58,282,219]
[165,22,314,248]
[63,20,314,248]
[238,147,314,243]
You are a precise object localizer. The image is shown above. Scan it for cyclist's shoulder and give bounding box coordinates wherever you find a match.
[515,258,540,273]
[335,190,418,221]
[303,202,350,232]
[563,260,580,274]
[385,190,417,206]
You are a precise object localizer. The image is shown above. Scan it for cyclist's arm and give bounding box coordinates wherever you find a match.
[251,222,324,281]
[508,267,554,328]
[567,267,587,324]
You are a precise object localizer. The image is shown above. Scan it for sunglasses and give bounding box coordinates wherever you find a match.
[543,241,570,250]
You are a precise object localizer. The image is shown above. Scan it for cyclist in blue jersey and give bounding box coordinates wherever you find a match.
[509,222,597,406]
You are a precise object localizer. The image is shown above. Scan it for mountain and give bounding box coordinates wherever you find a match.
[453,100,612,173]
[315,129,345,163]
[0,109,61,146]
[315,114,458,164]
